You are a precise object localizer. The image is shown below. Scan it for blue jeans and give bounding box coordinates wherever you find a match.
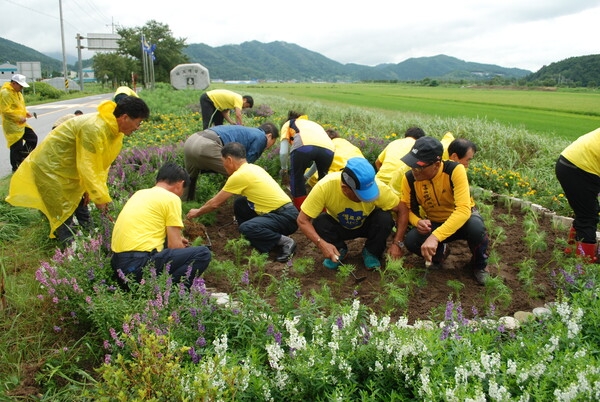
[112,246,211,289]
[233,197,299,253]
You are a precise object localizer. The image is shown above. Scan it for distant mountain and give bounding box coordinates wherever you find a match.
[527,54,600,87]
[0,37,65,75]
[183,40,532,81]
[0,36,556,83]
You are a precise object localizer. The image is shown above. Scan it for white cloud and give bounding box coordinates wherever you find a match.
[1,0,599,72]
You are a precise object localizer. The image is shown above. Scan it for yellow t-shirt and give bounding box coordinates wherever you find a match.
[441,131,455,160]
[301,172,399,230]
[111,186,183,253]
[207,89,243,111]
[375,137,415,184]
[561,127,600,176]
[280,118,335,152]
[223,163,291,214]
[307,137,364,186]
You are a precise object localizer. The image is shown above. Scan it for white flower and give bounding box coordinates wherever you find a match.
[266,342,285,371]
[488,379,511,401]
[506,359,517,375]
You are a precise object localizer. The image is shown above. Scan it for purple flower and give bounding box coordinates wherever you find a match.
[444,299,454,321]
[241,271,250,285]
[336,316,344,330]
[188,347,200,364]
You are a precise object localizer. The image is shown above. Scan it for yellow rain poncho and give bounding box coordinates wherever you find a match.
[113,86,138,100]
[0,81,32,147]
[6,100,123,238]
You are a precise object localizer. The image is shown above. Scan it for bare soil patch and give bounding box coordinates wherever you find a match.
[185,198,562,322]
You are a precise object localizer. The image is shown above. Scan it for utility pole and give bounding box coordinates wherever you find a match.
[76,34,84,90]
[59,0,69,92]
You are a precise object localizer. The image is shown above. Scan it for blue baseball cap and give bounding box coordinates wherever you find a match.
[341,157,380,202]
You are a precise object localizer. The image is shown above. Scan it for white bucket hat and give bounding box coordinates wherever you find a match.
[11,74,29,88]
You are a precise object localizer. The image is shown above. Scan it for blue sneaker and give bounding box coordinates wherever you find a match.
[362,248,381,271]
[323,248,347,270]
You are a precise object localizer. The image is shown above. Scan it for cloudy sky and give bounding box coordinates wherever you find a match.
[2,0,599,72]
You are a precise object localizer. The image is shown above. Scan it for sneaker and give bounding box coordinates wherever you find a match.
[474,269,490,286]
[362,248,381,271]
[323,248,347,270]
[276,237,297,262]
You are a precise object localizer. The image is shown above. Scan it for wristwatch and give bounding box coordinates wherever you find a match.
[395,241,405,248]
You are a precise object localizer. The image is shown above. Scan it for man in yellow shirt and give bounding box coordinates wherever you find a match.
[375,126,425,185]
[0,74,38,172]
[111,163,211,289]
[199,89,253,129]
[390,137,490,285]
[279,111,335,209]
[556,127,600,262]
[297,157,401,271]
[304,128,364,187]
[187,142,298,262]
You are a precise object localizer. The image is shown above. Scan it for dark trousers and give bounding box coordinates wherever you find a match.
[200,92,223,129]
[312,208,394,257]
[405,212,489,271]
[289,146,334,197]
[233,197,299,253]
[54,196,93,244]
[555,155,600,243]
[10,127,38,172]
[111,246,211,289]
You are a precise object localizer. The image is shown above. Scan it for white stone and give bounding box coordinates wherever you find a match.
[514,311,534,323]
[533,307,551,316]
[499,316,520,330]
[170,63,210,90]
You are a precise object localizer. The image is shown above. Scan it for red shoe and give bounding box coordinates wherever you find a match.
[575,242,598,263]
[565,227,577,254]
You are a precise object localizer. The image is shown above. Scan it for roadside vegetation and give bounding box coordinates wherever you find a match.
[1,84,599,400]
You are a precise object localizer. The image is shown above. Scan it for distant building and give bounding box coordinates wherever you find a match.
[81,67,96,83]
[0,63,18,78]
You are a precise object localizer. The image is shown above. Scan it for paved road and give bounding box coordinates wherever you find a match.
[1,93,113,179]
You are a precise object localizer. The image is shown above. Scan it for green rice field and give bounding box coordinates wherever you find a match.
[244,83,600,141]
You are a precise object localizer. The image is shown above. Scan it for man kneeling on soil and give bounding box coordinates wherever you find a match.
[297,157,402,271]
[390,136,490,285]
[111,162,211,288]
[187,142,298,262]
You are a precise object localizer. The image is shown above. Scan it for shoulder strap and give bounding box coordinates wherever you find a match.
[442,160,459,189]
[406,171,419,215]
[407,160,460,215]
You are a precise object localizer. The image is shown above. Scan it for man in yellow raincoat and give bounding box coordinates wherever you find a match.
[0,74,38,172]
[5,96,150,243]
[113,86,138,103]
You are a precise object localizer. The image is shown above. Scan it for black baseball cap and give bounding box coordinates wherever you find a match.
[401,136,443,168]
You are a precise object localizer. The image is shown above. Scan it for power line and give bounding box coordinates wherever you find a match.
[0,0,58,21]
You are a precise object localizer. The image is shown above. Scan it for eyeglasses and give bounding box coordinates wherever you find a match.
[411,163,434,172]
